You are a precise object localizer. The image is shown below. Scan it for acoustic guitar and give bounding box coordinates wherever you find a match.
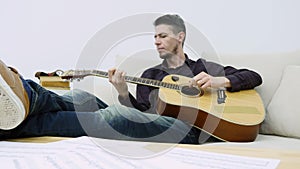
[60,69,265,142]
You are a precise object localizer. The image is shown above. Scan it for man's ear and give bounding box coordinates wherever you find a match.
[178,32,185,43]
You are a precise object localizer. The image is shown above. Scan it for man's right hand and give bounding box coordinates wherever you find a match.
[108,68,129,98]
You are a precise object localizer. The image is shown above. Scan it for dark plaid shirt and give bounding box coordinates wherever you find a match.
[119,54,262,113]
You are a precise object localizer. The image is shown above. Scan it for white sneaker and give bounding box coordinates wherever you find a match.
[0,74,25,130]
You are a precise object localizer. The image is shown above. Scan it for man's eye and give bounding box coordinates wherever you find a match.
[154,34,168,39]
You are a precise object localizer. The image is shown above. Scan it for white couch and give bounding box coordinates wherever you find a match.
[75,50,300,151]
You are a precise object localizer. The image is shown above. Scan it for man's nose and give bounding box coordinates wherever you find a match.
[155,38,161,45]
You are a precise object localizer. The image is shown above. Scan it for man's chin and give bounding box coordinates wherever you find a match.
[159,55,166,59]
[159,52,173,59]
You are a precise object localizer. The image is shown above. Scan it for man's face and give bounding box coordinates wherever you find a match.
[154,24,181,59]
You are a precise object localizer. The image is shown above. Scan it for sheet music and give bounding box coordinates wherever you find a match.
[166,147,280,169]
[0,137,280,169]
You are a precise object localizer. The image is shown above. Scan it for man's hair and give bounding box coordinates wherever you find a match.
[153,14,186,46]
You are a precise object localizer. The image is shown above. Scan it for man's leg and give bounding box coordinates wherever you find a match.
[4,105,200,144]
[0,85,109,138]
[26,79,108,116]
[0,60,29,130]
[87,105,201,144]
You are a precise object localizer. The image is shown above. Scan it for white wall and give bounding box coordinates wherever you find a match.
[0,0,300,80]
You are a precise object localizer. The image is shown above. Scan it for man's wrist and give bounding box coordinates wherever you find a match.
[119,92,129,100]
[224,77,231,88]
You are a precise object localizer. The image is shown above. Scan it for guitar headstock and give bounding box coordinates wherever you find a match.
[60,70,87,81]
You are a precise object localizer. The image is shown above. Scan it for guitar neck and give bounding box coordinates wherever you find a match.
[73,70,181,91]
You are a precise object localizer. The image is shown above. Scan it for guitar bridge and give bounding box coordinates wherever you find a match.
[217,88,227,104]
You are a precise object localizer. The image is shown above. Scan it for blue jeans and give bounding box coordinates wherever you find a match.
[0,79,214,144]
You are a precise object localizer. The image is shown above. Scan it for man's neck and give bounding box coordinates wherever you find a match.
[165,52,185,69]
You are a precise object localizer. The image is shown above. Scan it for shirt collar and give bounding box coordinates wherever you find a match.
[161,53,192,69]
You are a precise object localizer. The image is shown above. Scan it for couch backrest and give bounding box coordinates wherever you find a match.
[220,51,300,108]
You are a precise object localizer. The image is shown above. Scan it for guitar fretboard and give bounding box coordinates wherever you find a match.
[63,70,181,91]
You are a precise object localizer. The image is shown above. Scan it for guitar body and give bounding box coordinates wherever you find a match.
[156,75,265,142]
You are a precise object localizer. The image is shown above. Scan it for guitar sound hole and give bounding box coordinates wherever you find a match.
[180,86,201,97]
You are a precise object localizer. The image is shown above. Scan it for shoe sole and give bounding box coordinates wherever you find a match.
[0,74,25,130]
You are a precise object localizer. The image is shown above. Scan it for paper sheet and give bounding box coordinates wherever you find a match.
[0,137,280,169]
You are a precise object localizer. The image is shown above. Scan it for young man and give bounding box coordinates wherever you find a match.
[0,14,262,144]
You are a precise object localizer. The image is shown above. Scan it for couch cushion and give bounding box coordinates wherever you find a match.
[260,65,300,138]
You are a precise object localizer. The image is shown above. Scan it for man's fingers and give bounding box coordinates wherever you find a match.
[108,68,116,78]
[193,72,206,82]
[196,76,210,88]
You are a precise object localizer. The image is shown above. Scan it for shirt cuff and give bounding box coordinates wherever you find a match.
[226,75,241,92]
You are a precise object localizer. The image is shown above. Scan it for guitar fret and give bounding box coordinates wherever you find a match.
[93,70,107,77]
[125,76,132,81]
[148,80,155,86]
[134,77,139,82]
[146,79,151,85]
[167,84,171,88]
